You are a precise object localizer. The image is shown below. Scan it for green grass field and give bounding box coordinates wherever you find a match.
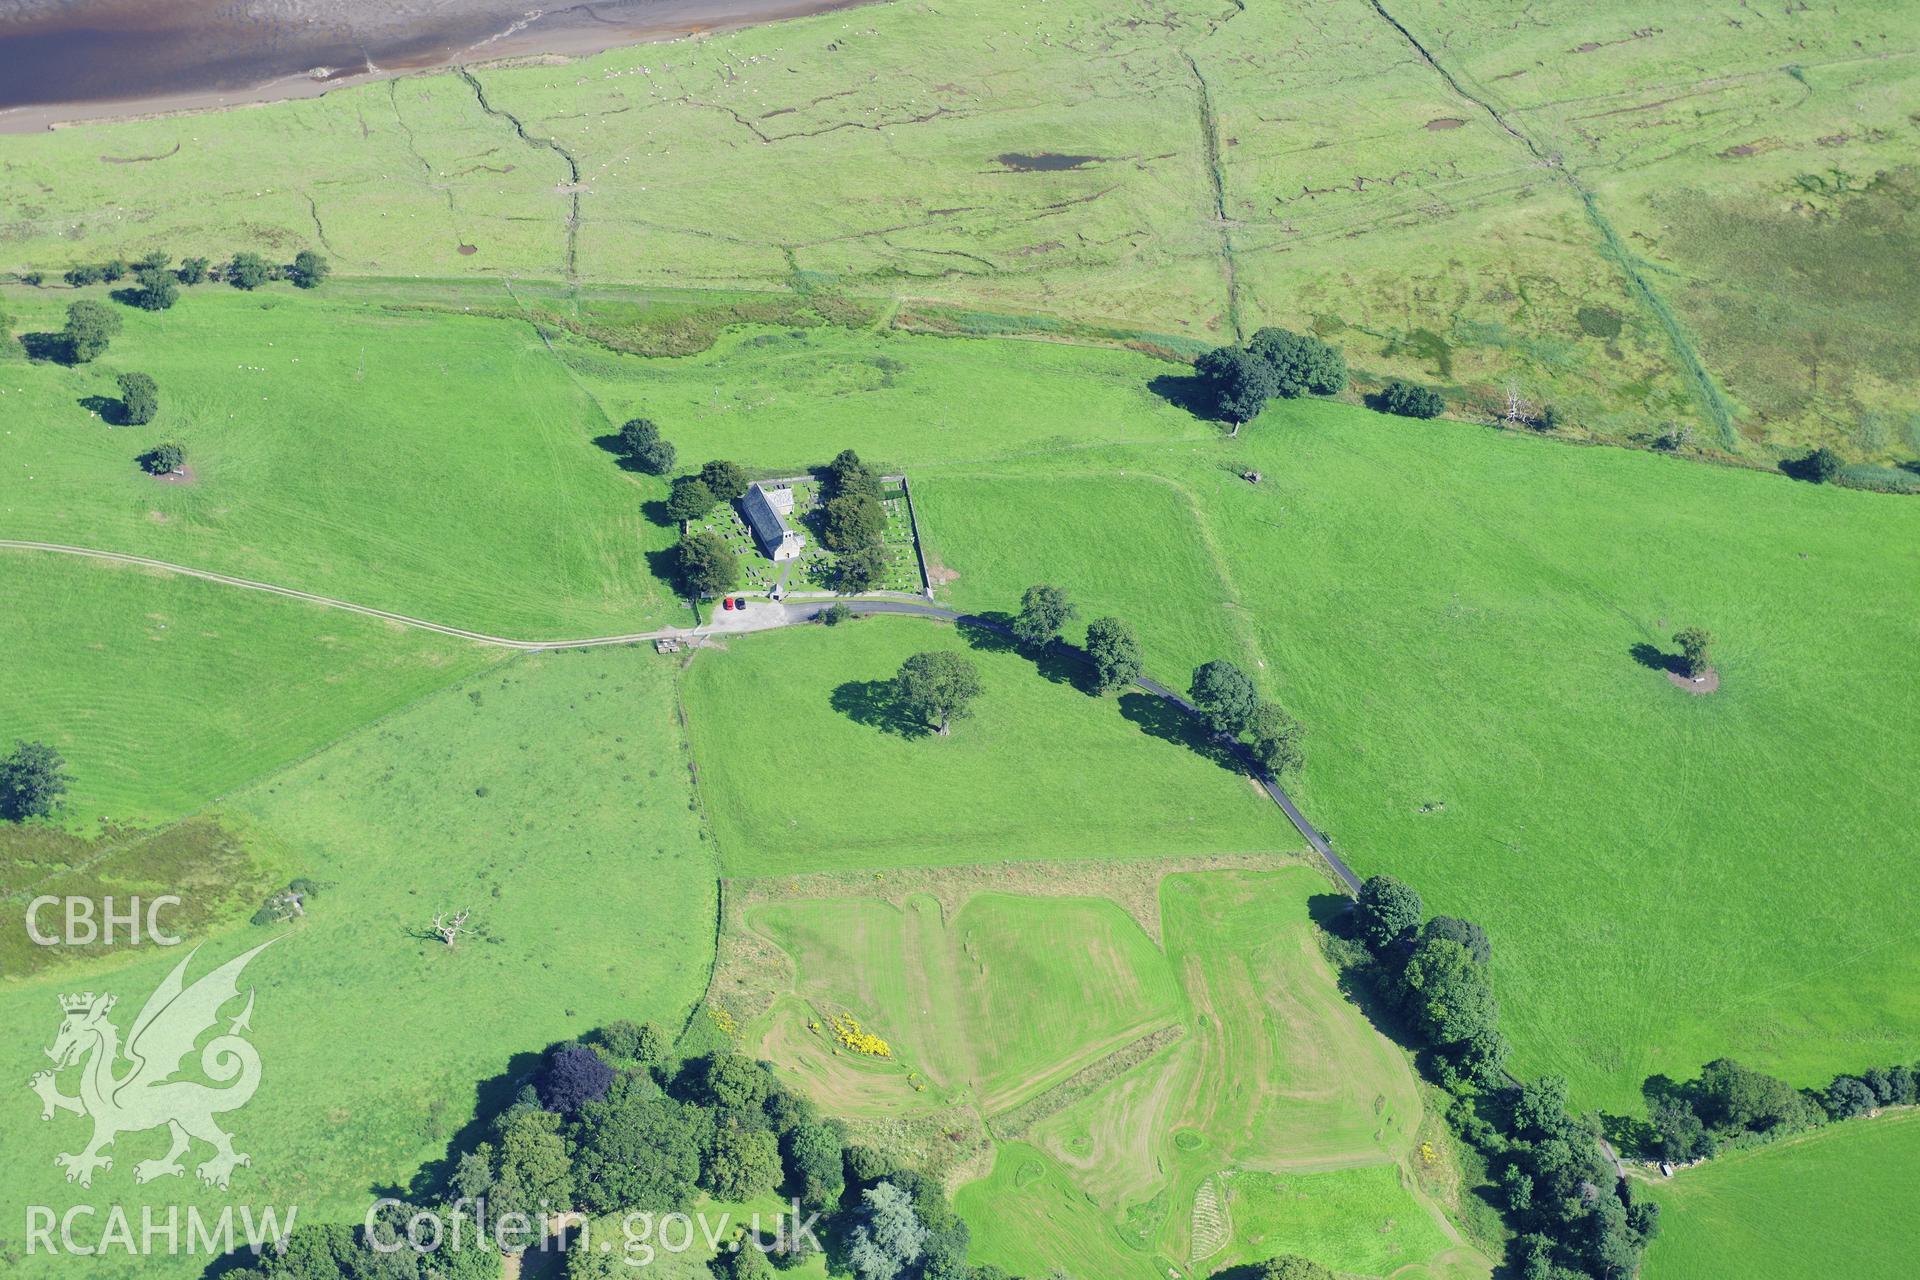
[908,400,1920,1110]
[1,646,715,1279]
[0,284,680,637]
[1639,1110,1920,1280]
[7,0,1918,462]
[678,614,1290,876]
[741,867,1488,1280]
[0,549,494,823]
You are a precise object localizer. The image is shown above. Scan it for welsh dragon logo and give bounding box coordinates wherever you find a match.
[29,940,273,1189]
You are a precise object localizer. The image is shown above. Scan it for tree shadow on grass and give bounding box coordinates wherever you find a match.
[954,611,1018,653]
[1776,453,1826,483]
[400,1048,545,1202]
[1031,641,1096,694]
[21,332,72,364]
[78,394,126,425]
[640,498,682,530]
[1147,372,1216,421]
[830,679,929,738]
[1117,690,1236,771]
[592,433,650,473]
[1629,641,1683,675]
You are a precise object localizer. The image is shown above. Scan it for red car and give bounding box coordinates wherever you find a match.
[721,597,735,611]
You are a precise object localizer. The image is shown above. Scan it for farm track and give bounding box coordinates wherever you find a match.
[0,541,1360,893]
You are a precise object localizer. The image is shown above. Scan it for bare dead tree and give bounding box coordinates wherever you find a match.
[430,908,473,947]
[1504,382,1529,426]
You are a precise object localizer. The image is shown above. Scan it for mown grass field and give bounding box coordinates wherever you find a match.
[0,549,494,823]
[6,1,1918,462]
[1639,1109,1920,1280]
[678,614,1289,876]
[740,867,1486,1280]
[0,646,716,1279]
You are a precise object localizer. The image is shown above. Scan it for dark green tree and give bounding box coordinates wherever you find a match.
[1825,1076,1875,1119]
[820,602,854,626]
[1013,583,1077,649]
[117,371,159,425]
[832,543,889,594]
[228,252,272,289]
[178,257,210,285]
[691,1052,774,1113]
[1802,446,1843,483]
[1421,915,1490,966]
[64,265,106,288]
[667,475,718,523]
[289,250,331,289]
[1194,344,1277,426]
[1249,327,1347,397]
[1084,616,1143,694]
[701,459,751,502]
[141,441,186,475]
[1401,936,1500,1048]
[63,299,122,362]
[1189,659,1259,736]
[783,1117,845,1210]
[702,1125,782,1202]
[136,250,172,271]
[1356,874,1423,950]
[822,492,886,551]
[1673,626,1713,679]
[678,529,740,598]
[1647,1094,1712,1162]
[1378,379,1445,419]
[1247,701,1305,776]
[486,1106,574,1221]
[570,1091,704,1213]
[1253,1255,1335,1280]
[894,651,983,735]
[618,418,677,474]
[826,448,881,499]
[101,258,128,283]
[0,740,69,820]
[129,266,179,311]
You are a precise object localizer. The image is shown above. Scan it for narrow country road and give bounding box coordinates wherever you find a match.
[0,540,1359,891]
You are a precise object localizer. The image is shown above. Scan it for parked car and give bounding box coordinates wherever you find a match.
[721,597,735,611]
[733,597,749,611]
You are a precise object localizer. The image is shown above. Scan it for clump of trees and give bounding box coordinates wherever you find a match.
[894,650,982,735]
[228,252,274,290]
[617,417,677,474]
[227,1019,999,1280]
[1187,659,1306,776]
[822,449,886,551]
[1343,875,1660,1280]
[1645,1055,1918,1165]
[1377,379,1445,419]
[1192,326,1348,428]
[0,739,68,821]
[63,300,122,363]
[117,371,159,425]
